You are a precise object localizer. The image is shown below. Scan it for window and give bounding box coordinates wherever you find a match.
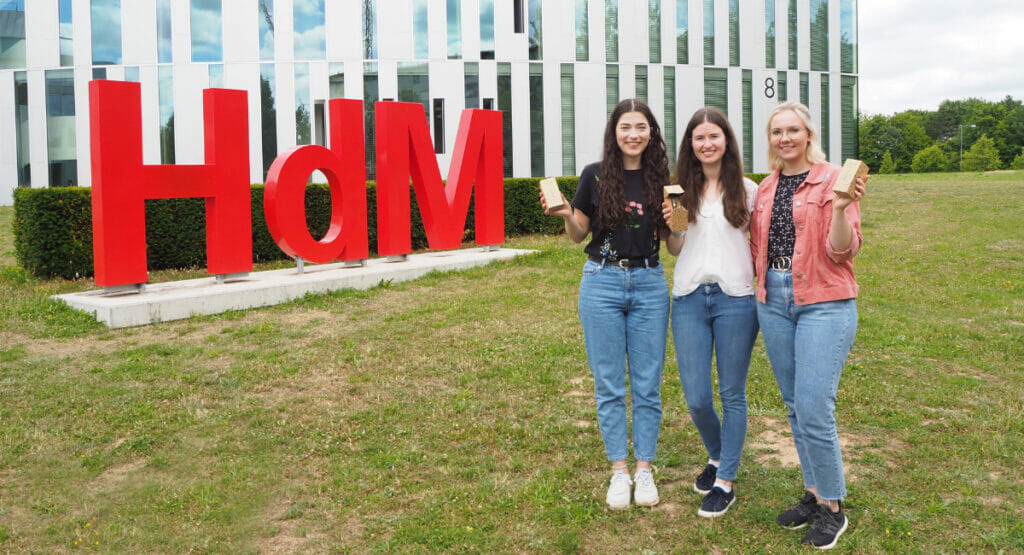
[125,66,139,82]
[295,63,311,144]
[664,66,676,167]
[729,0,739,66]
[840,0,856,73]
[497,63,512,176]
[93,67,106,79]
[0,0,26,69]
[294,0,325,60]
[575,0,588,61]
[260,64,276,173]
[742,69,752,170]
[92,0,122,65]
[314,101,325,146]
[529,63,544,176]
[799,71,808,105]
[482,98,494,110]
[14,71,29,185]
[397,62,429,119]
[159,65,175,164]
[329,62,344,99]
[480,0,494,59]
[649,0,661,63]
[841,75,857,160]
[605,0,618,62]
[704,68,727,115]
[810,0,828,71]
[45,69,77,187]
[363,63,378,178]
[59,0,73,66]
[765,0,775,68]
[191,0,222,62]
[465,62,479,109]
[413,0,428,59]
[702,0,714,65]
[433,98,444,154]
[777,70,787,101]
[676,0,688,64]
[561,64,575,175]
[447,0,462,59]
[788,0,797,69]
[362,0,378,59]
[528,0,542,60]
[820,73,829,157]
[606,65,619,117]
[209,64,223,87]
[513,0,524,33]
[636,65,648,103]
[258,0,273,60]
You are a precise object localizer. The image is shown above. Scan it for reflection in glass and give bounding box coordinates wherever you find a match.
[125,66,139,81]
[295,63,311,144]
[742,69,752,168]
[788,0,797,69]
[209,64,223,87]
[840,76,857,160]
[575,0,588,61]
[159,65,175,164]
[258,0,273,61]
[635,65,647,102]
[497,63,512,176]
[765,0,775,68]
[527,0,541,60]
[820,74,829,157]
[0,0,26,69]
[704,67,727,114]
[363,62,378,179]
[464,62,479,109]
[777,70,787,101]
[648,0,660,63]
[191,0,222,63]
[45,69,77,187]
[479,0,494,59]
[840,0,856,73]
[362,0,378,59]
[413,0,428,59]
[59,0,73,66]
[799,71,808,105]
[158,0,172,63]
[92,0,122,65]
[397,62,429,118]
[729,0,738,66]
[447,0,461,59]
[604,0,617,62]
[810,0,828,71]
[14,71,29,185]
[529,64,544,176]
[294,0,325,60]
[560,64,575,175]
[260,64,277,174]
[664,66,676,167]
[329,62,344,99]
[606,64,618,117]
[93,67,106,79]
[676,0,688,64]
[702,0,713,65]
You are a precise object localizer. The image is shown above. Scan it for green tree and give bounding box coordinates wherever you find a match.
[889,112,933,172]
[879,150,896,174]
[1011,147,1024,170]
[961,135,1003,171]
[911,145,949,173]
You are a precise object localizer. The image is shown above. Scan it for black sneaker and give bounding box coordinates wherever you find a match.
[801,503,848,550]
[776,490,819,529]
[693,464,717,494]
[697,486,736,518]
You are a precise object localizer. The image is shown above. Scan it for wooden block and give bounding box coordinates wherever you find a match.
[539,177,565,210]
[833,159,869,198]
[663,185,688,232]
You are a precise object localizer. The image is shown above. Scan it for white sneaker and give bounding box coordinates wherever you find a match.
[633,469,660,507]
[606,471,632,509]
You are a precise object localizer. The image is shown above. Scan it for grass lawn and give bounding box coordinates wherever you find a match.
[0,171,1022,552]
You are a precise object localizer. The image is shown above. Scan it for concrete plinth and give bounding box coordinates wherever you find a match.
[54,247,538,328]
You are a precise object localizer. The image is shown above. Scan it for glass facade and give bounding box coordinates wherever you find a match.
[728,0,739,66]
[124,66,139,82]
[742,69,752,170]
[258,0,273,61]
[190,0,222,63]
[820,73,829,157]
[45,69,77,186]
[397,62,429,117]
[649,0,660,64]
[777,70,787,101]
[158,0,172,63]
[606,64,618,116]
[480,0,494,59]
[799,71,808,105]
[529,63,543,176]
[704,67,727,114]
[59,0,73,66]
[841,75,858,159]
[497,62,512,176]
[664,66,676,167]
[575,0,588,62]
[528,0,541,60]
[413,0,428,59]
[209,63,223,87]
[787,0,797,69]
[0,0,25,69]
[159,65,175,164]
[676,0,688,64]
[92,0,122,65]
[605,0,617,63]
[260,63,276,174]
[840,0,857,73]
[363,62,378,178]
[295,62,311,144]
[464,62,479,109]
[810,0,828,71]
[362,0,378,59]
[702,0,713,65]
[636,65,647,102]
[447,0,462,59]
[294,0,325,60]
[14,70,29,185]
[561,63,575,176]
[329,62,344,99]
[765,0,775,68]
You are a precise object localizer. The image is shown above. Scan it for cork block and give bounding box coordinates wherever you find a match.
[663,185,688,232]
[539,178,566,210]
[833,159,869,198]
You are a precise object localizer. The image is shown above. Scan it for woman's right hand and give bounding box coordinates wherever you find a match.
[541,192,573,218]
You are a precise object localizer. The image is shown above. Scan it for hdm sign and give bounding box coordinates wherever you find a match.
[89,80,504,288]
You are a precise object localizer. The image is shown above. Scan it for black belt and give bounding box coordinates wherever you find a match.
[589,254,660,269]
[770,256,792,270]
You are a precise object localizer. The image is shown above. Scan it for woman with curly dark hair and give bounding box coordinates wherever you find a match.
[542,99,671,509]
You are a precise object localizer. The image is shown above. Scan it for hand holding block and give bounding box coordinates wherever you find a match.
[663,185,688,232]
[833,159,869,199]
[539,177,566,210]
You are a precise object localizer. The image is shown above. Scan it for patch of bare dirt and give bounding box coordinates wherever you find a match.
[89,457,149,493]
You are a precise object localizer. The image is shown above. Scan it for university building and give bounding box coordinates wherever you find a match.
[0,0,858,205]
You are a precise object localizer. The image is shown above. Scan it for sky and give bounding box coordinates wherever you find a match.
[858,0,1024,115]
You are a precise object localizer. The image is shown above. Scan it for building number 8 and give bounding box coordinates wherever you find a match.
[764,77,775,99]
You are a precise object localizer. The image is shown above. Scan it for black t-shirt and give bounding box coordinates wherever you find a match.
[571,162,660,261]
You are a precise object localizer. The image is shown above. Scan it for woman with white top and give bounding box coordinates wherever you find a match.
[663,106,759,518]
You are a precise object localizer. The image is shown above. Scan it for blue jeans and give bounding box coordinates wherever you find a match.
[757,269,857,501]
[672,284,759,482]
[578,259,669,462]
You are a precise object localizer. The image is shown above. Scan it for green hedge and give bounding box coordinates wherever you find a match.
[13,174,769,280]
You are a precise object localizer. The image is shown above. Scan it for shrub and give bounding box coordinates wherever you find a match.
[961,135,1003,172]
[879,150,897,174]
[911,145,949,173]
[1010,147,1024,170]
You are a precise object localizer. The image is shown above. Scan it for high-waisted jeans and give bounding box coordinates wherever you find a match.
[757,269,857,500]
[578,259,669,462]
[672,283,759,482]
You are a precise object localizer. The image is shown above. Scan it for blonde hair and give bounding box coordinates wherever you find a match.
[765,101,827,171]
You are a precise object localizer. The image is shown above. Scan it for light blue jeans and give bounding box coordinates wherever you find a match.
[578,259,669,462]
[672,283,759,482]
[757,269,857,501]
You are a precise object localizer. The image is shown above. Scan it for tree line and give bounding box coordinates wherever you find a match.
[858,96,1024,173]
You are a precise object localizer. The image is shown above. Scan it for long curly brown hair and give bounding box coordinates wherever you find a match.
[672,106,749,228]
[595,99,670,234]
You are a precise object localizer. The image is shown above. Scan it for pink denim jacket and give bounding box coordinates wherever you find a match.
[750,162,862,305]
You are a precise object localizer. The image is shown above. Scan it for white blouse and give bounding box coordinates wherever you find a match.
[671,178,758,298]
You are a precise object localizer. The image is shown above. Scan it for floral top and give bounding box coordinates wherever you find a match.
[766,170,809,260]
[572,162,659,261]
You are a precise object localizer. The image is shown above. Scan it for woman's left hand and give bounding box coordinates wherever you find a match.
[834,174,868,211]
